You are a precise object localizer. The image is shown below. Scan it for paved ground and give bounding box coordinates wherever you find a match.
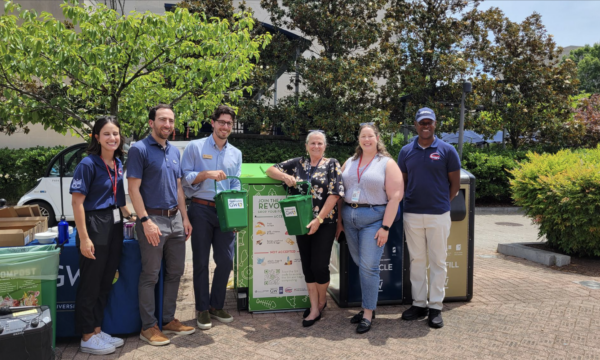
[57,213,600,360]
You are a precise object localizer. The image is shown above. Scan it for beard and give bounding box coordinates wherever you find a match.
[152,124,172,140]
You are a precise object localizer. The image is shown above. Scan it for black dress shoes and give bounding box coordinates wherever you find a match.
[401,305,428,320]
[350,310,376,324]
[302,312,322,327]
[428,309,444,328]
[356,318,372,334]
[303,301,327,318]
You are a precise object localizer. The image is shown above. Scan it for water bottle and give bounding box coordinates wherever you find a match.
[58,215,69,245]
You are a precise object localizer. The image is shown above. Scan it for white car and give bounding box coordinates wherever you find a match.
[17,141,190,226]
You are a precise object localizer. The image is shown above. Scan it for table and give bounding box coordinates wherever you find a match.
[29,229,165,337]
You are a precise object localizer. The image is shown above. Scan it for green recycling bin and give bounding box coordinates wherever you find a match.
[214,176,248,232]
[278,181,313,236]
[0,244,60,347]
[234,164,311,312]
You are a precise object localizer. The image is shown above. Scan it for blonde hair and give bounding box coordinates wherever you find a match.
[352,124,391,160]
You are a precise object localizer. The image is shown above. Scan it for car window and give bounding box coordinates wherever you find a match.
[49,146,88,177]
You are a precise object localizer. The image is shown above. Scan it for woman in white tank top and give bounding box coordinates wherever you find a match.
[337,124,404,334]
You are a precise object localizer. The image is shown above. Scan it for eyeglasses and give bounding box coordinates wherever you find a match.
[359,122,375,126]
[308,129,325,133]
[215,120,234,127]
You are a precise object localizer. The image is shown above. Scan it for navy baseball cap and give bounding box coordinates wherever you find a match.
[415,107,436,123]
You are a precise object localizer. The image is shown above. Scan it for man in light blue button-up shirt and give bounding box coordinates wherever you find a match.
[181,105,242,330]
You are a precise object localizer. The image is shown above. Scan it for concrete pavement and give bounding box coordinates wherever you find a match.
[56,213,600,359]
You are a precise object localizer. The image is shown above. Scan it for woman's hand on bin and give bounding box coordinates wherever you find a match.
[282,174,297,187]
[80,238,96,260]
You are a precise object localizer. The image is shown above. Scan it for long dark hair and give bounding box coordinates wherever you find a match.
[87,116,125,159]
[352,123,391,160]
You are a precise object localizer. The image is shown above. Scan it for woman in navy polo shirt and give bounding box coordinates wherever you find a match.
[70,116,135,355]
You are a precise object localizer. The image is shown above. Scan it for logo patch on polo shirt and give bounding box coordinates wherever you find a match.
[72,179,82,188]
[118,168,123,175]
[430,152,441,160]
[172,159,177,164]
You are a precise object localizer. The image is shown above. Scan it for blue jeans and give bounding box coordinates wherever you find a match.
[342,204,385,310]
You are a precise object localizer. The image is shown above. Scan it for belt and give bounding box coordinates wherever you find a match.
[345,202,387,209]
[192,198,216,207]
[146,207,179,217]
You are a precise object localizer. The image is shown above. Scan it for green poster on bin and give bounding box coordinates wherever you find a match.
[0,244,60,346]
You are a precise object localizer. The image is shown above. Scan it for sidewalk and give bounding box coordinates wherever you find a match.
[57,214,600,359]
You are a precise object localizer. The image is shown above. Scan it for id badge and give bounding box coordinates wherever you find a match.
[113,208,121,224]
[351,189,361,202]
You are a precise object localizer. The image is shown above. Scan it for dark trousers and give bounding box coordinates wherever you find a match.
[188,202,234,312]
[296,223,336,284]
[75,208,123,335]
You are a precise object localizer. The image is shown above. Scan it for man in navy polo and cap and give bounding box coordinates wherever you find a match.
[397,107,461,328]
[128,104,195,346]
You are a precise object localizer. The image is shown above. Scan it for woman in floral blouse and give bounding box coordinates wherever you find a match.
[266,130,344,327]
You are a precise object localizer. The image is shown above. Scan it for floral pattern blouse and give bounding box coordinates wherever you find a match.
[275,157,345,224]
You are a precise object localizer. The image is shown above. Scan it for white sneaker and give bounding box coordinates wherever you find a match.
[97,331,125,348]
[80,334,116,355]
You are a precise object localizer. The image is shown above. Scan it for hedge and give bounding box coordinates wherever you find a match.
[510,146,600,257]
[0,146,65,204]
[461,145,531,203]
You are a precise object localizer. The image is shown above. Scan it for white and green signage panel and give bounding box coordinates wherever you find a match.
[236,164,310,312]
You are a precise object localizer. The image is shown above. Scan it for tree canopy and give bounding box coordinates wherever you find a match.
[565,43,600,94]
[0,0,270,138]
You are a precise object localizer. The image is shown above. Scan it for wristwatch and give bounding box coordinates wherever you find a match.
[380,225,390,231]
[316,215,324,224]
[140,216,150,223]
[125,215,132,220]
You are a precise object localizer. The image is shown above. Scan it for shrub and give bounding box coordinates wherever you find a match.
[461,145,531,203]
[510,146,600,256]
[0,146,65,204]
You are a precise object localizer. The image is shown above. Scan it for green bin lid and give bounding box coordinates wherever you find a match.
[240,163,281,184]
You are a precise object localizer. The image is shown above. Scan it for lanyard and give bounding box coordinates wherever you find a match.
[357,155,375,183]
[307,157,323,182]
[102,159,118,208]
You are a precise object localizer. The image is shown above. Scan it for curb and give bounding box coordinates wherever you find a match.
[475,207,524,215]
[497,242,570,267]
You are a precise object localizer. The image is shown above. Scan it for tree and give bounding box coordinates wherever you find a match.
[564,44,600,94]
[380,0,492,130]
[176,0,301,135]
[0,0,270,139]
[470,12,579,148]
[260,0,389,142]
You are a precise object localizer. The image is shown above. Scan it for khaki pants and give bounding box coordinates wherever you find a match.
[403,211,451,310]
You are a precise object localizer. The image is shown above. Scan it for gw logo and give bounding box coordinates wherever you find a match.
[57,265,80,287]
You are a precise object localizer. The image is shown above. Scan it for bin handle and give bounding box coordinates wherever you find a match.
[214,176,241,193]
[285,181,312,198]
